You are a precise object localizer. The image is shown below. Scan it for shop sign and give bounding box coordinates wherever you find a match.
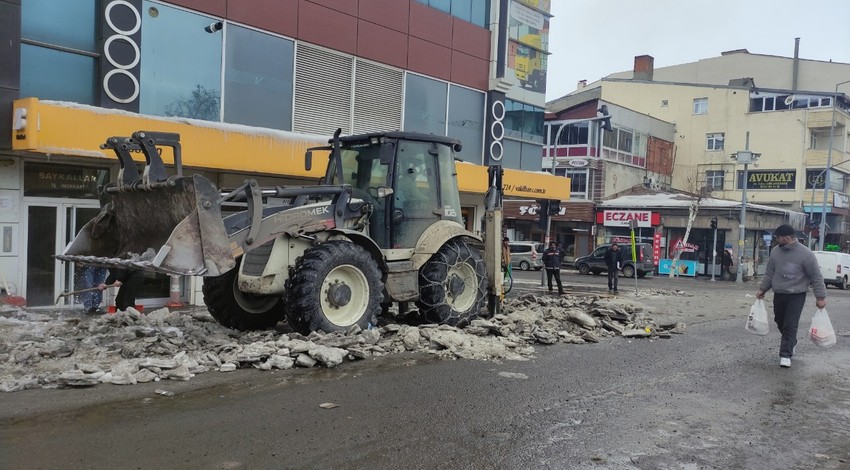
[670,238,698,253]
[658,259,698,277]
[518,205,566,217]
[736,170,796,190]
[24,163,108,199]
[833,192,849,209]
[653,232,662,266]
[568,158,589,167]
[597,210,657,227]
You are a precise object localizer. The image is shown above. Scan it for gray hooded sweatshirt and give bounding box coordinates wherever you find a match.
[758,241,827,299]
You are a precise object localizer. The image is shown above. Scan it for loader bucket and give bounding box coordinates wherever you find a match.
[57,175,236,276]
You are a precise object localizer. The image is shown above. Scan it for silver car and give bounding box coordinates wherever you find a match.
[508,242,545,271]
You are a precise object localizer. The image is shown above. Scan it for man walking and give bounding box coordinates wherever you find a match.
[543,242,564,295]
[756,224,826,368]
[604,243,624,294]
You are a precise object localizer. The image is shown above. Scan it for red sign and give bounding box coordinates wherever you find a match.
[596,210,660,227]
[653,232,662,266]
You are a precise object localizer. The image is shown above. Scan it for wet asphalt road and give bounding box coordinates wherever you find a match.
[1,272,849,470]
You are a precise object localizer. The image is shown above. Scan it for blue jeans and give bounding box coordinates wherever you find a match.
[79,266,107,309]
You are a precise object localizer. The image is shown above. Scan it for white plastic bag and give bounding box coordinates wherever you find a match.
[745,299,769,335]
[809,308,837,348]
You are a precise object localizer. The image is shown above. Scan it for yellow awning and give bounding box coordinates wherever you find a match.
[12,98,570,200]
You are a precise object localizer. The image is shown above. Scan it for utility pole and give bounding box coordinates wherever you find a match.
[732,132,760,283]
[710,217,718,281]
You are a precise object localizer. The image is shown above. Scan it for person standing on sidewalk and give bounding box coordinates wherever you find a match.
[543,242,564,295]
[756,224,826,368]
[604,243,624,294]
[721,249,734,280]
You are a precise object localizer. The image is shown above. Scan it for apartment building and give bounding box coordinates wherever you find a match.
[548,48,850,275]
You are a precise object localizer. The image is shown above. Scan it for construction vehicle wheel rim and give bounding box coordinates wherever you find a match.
[321,264,370,327]
[445,263,477,312]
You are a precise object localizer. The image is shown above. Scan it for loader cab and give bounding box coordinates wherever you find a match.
[330,132,463,250]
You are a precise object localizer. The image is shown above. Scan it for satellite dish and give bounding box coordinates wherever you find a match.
[784,95,795,106]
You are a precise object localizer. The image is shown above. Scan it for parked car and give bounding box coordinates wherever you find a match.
[573,243,655,278]
[812,251,850,289]
[508,242,545,271]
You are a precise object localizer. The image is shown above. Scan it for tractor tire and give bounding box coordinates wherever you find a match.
[622,265,636,278]
[577,263,591,275]
[202,260,287,331]
[417,239,487,326]
[285,241,383,334]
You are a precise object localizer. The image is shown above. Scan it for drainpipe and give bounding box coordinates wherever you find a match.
[792,37,800,91]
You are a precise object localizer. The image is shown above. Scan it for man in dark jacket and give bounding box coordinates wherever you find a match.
[604,243,624,293]
[99,268,145,311]
[543,242,564,295]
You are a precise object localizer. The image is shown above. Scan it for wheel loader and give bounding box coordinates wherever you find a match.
[59,129,504,334]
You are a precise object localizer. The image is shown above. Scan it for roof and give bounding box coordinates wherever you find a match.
[598,191,807,227]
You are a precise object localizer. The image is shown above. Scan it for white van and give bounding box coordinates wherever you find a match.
[812,251,850,289]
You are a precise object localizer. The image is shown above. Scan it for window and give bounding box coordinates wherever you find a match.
[403,75,485,162]
[503,99,544,143]
[224,25,294,130]
[549,122,589,146]
[416,0,489,27]
[705,170,724,190]
[140,2,222,121]
[448,85,485,162]
[693,98,708,115]
[555,168,588,199]
[617,129,633,152]
[661,100,669,107]
[707,133,725,151]
[404,74,447,136]
[20,0,97,104]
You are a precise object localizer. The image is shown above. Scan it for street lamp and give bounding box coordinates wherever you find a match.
[731,133,760,283]
[818,79,850,251]
[542,109,613,287]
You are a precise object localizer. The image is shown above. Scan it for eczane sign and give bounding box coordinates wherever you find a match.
[602,210,653,227]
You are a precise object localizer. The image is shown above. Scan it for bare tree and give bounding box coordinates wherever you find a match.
[165,85,220,121]
[668,171,710,278]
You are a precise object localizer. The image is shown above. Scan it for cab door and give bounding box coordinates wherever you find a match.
[390,141,443,248]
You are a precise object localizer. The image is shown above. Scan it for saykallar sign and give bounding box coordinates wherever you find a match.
[597,210,660,227]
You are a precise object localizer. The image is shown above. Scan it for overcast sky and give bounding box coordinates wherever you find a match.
[545,0,850,102]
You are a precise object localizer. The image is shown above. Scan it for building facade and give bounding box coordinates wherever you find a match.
[0,0,568,308]
[541,94,676,262]
[547,49,850,275]
[597,51,850,253]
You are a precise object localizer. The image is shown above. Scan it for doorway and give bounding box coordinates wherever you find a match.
[24,202,101,307]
